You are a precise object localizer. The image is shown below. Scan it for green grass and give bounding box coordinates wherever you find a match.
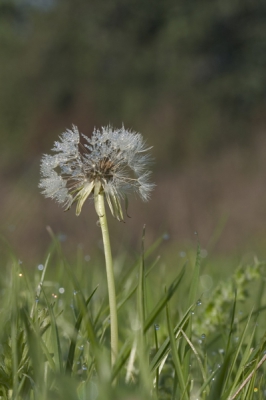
[0,233,266,400]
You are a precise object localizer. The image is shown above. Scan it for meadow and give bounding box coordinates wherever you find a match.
[0,227,265,400]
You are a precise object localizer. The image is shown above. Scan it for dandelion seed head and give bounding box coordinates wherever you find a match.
[39,125,155,219]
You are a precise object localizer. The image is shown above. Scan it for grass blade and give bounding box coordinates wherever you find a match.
[150,303,194,372]
[208,293,238,399]
[144,264,186,333]
[66,285,98,374]
[41,288,63,373]
[180,243,201,382]
[166,300,189,400]
[138,226,146,334]
[224,310,256,398]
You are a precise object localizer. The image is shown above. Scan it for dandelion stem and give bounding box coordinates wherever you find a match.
[97,192,118,368]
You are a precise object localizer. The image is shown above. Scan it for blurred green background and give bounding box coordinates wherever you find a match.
[1,0,266,264]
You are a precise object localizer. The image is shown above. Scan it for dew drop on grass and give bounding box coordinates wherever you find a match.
[58,233,67,242]
[200,249,208,258]
[163,233,170,240]
[201,334,206,340]
[82,364,88,371]
[38,264,44,271]
[191,311,195,315]
[73,290,79,295]
[18,260,23,265]
[196,299,202,306]
[154,324,160,330]
[35,297,39,303]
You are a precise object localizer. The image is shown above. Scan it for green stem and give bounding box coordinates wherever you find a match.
[97,192,118,367]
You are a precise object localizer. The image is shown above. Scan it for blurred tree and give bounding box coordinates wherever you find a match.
[0,0,266,171]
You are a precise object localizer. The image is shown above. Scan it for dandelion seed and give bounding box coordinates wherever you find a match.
[39,125,155,220]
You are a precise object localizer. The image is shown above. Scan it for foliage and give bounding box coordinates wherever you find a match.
[1,0,266,168]
[194,259,262,336]
[0,236,266,399]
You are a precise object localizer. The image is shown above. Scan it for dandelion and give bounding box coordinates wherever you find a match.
[39,124,154,369]
[39,125,154,220]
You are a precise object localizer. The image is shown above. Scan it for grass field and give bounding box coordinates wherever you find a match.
[0,228,266,400]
